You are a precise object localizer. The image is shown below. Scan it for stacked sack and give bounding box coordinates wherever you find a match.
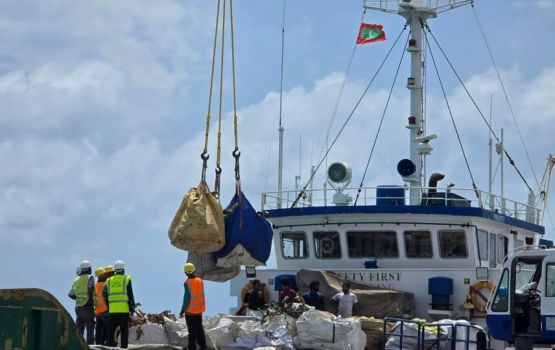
[294,310,366,350]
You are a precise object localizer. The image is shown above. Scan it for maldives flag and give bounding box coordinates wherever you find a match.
[356,23,386,44]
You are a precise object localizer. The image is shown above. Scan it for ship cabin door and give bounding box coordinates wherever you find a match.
[510,255,543,338]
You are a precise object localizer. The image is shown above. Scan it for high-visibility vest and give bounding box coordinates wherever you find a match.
[72,274,93,307]
[185,277,206,314]
[107,274,131,313]
[95,281,108,315]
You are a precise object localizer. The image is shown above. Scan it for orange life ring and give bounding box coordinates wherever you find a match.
[470,280,494,312]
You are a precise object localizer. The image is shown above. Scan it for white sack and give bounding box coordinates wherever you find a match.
[163,317,189,346]
[129,322,169,345]
[234,320,265,348]
[385,321,442,350]
[428,319,486,350]
[205,316,240,349]
[295,310,365,350]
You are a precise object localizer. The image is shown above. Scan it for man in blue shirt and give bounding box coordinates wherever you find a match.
[303,281,324,311]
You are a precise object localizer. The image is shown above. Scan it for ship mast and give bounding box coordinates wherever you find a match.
[363,0,472,204]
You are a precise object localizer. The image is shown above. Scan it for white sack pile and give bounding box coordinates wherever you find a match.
[294,309,366,350]
[129,313,295,350]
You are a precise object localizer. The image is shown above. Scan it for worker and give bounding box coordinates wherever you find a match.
[103,260,135,349]
[303,281,324,311]
[330,281,359,318]
[240,280,270,304]
[94,267,108,345]
[68,260,96,344]
[242,279,269,312]
[180,262,207,350]
[278,278,298,307]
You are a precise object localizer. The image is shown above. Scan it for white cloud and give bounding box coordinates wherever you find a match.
[536,1,555,9]
[0,61,125,130]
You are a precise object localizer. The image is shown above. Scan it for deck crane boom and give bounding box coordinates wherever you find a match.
[537,153,555,225]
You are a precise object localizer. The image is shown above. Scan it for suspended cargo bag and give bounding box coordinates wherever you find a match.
[168,180,225,254]
[187,251,240,283]
[215,191,273,268]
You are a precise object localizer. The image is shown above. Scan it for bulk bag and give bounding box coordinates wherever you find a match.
[169,180,225,253]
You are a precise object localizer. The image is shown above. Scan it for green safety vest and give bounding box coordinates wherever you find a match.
[72,274,92,307]
[107,274,131,313]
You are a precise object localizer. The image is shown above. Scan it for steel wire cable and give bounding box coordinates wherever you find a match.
[291,23,408,208]
[317,10,367,174]
[424,29,481,203]
[354,31,410,206]
[424,24,533,193]
[472,5,554,231]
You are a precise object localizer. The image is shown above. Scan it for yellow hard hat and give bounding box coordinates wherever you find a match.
[184,262,195,274]
[104,265,115,273]
[95,267,105,277]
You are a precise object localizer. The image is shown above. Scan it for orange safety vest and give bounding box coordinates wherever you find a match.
[185,277,206,314]
[95,281,108,315]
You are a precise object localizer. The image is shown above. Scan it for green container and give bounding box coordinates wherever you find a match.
[0,288,88,350]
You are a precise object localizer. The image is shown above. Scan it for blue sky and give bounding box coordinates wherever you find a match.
[0,0,554,316]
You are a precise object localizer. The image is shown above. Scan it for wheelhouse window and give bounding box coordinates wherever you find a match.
[314,231,341,259]
[404,231,432,258]
[281,231,308,259]
[489,233,497,268]
[347,231,398,258]
[546,263,555,297]
[438,230,468,258]
[498,236,508,263]
[491,268,508,312]
[477,230,488,261]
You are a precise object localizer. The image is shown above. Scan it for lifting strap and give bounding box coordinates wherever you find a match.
[201,0,241,197]
[201,0,222,183]
[229,0,241,189]
[214,0,227,197]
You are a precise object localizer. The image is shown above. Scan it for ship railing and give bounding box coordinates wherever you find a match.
[363,0,473,14]
[261,185,541,225]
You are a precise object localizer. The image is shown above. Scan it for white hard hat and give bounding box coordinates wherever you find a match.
[79,260,92,270]
[114,260,125,271]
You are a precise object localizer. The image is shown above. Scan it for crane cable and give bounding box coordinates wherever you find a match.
[291,23,409,208]
[214,0,227,197]
[229,0,241,188]
[472,5,554,229]
[354,31,410,206]
[424,24,533,193]
[201,0,222,183]
[424,28,481,204]
[471,5,540,194]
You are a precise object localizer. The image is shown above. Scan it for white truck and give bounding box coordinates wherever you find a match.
[487,245,555,350]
